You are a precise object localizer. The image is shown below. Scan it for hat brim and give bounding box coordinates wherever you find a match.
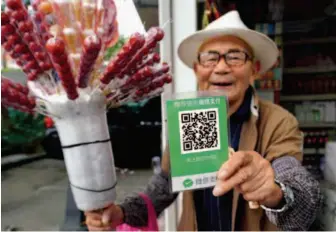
[177,28,278,74]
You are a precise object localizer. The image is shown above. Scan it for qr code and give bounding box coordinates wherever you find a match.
[179,108,220,154]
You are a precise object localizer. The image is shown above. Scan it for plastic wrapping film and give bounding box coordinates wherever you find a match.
[45,89,116,211]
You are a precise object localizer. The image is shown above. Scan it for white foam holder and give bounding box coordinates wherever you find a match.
[45,89,117,211]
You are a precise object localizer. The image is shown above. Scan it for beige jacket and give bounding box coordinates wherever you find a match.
[161,93,303,231]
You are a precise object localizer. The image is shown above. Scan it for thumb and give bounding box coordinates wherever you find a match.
[102,210,112,226]
[101,204,114,226]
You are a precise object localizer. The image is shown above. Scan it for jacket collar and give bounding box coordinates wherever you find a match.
[231,86,253,122]
[231,88,260,231]
[231,86,260,120]
[250,87,260,118]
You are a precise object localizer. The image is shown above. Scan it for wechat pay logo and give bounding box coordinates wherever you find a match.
[183,178,193,188]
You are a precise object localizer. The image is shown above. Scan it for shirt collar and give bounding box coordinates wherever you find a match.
[231,86,253,122]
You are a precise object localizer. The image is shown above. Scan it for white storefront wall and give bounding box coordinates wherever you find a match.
[158,0,197,230]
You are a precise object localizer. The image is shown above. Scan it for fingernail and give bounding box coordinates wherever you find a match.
[213,186,220,196]
[219,169,228,179]
[102,214,110,226]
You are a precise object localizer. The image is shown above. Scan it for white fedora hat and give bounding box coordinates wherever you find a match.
[178,10,278,74]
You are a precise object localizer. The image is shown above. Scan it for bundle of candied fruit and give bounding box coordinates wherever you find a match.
[1,0,172,211]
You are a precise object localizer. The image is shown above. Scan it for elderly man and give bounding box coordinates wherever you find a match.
[85,11,322,231]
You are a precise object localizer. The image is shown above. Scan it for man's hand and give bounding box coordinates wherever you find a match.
[213,151,283,208]
[85,203,124,231]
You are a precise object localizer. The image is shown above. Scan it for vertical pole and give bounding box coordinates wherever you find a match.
[159,0,176,230]
[159,0,198,230]
[172,0,198,93]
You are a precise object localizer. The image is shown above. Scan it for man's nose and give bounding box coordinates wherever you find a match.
[214,57,231,74]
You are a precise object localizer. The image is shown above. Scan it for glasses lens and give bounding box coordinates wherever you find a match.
[199,52,219,67]
[225,52,247,66]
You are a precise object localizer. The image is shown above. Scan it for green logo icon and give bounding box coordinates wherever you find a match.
[183,178,193,188]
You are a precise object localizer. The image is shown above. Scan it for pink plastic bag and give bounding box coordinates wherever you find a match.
[116,193,159,231]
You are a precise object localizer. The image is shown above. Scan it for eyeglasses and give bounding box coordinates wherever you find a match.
[198,50,253,68]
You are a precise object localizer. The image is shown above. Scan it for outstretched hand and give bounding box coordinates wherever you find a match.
[213,151,283,208]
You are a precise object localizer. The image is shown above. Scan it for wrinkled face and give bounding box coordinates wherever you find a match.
[194,35,256,104]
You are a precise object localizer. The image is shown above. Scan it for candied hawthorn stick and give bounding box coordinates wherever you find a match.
[152,73,172,87]
[128,63,170,86]
[97,0,117,47]
[109,73,169,106]
[136,53,160,70]
[137,73,172,96]
[118,53,160,89]
[50,0,83,54]
[81,0,97,36]
[132,73,172,99]
[83,0,116,86]
[5,0,53,72]
[78,35,102,88]
[100,32,145,85]
[119,52,161,79]
[118,63,169,95]
[46,38,78,100]
[50,0,77,29]
[5,0,25,10]
[2,76,30,95]
[31,0,56,42]
[2,100,34,114]
[130,73,171,103]
[115,72,171,104]
[133,87,164,102]
[2,38,42,80]
[71,0,81,23]
[110,73,171,106]
[122,27,164,77]
[1,82,36,111]
[1,17,43,80]
[32,12,54,44]
[1,12,11,25]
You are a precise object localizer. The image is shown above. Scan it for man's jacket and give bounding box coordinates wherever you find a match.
[121,92,322,231]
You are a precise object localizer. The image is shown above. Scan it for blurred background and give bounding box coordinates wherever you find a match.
[1,0,336,230]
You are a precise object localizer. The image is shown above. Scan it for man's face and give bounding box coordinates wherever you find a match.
[194,35,256,104]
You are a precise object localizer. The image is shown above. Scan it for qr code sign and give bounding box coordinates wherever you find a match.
[179,108,220,154]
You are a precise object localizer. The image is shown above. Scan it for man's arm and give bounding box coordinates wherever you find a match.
[213,112,323,230]
[265,156,323,231]
[262,114,322,230]
[120,171,178,227]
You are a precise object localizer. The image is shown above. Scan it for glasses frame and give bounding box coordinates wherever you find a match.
[197,50,253,68]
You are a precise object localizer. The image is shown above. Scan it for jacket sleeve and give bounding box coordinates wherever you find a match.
[119,171,178,227]
[263,114,322,230]
[266,156,323,231]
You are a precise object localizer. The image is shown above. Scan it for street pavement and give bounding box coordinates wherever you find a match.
[1,159,165,231]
